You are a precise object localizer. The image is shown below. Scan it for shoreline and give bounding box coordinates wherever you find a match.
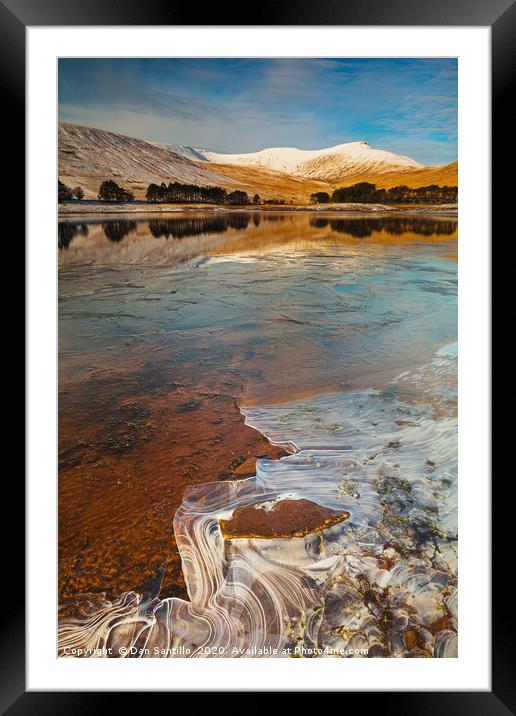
[58,201,458,218]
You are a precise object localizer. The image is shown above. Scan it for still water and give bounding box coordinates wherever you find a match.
[58,212,457,658]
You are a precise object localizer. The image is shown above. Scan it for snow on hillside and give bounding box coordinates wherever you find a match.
[58,123,238,189]
[147,140,209,163]
[203,141,423,181]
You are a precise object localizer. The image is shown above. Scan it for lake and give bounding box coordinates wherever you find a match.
[58,211,458,658]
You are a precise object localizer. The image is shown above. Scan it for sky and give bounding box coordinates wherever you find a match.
[58,58,457,166]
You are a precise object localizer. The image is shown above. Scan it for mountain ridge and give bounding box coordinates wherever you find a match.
[202,141,424,181]
[58,123,457,202]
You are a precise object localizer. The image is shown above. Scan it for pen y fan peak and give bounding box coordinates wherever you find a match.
[201,141,424,181]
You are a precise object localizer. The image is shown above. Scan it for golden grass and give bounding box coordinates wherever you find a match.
[60,160,458,205]
[331,162,458,190]
[204,160,458,199]
[203,162,332,203]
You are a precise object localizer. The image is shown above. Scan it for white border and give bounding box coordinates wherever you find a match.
[27,27,490,691]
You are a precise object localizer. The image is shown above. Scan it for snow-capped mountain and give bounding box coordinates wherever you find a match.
[58,123,456,201]
[202,141,423,181]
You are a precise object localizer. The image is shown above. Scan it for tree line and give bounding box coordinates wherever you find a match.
[59,177,296,206]
[310,183,458,205]
[58,179,135,203]
[98,180,134,202]
[146,181,261,206]
[58,180,84,202]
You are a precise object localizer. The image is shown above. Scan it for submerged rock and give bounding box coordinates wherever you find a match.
[220,498,350,540]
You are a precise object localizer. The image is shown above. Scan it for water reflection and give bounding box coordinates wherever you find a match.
[310,217,457,238]
[58,212,457,267]
[102,220,137,243]
[263,214,287,222]
[149,214,250,239]
[58,222,89,249]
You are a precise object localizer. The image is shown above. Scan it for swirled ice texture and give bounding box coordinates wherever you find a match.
[58,341,457,659]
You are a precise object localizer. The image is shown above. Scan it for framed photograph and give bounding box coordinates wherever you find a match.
[7,0,508,708]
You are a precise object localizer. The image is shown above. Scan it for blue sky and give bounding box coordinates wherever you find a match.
[58,58,457,166]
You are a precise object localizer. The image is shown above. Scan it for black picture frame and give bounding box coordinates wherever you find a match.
[6,0,507,709]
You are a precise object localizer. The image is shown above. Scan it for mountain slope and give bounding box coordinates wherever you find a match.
[370,161,458,189]
[201,162,333,203]
[332,161,458,190]
[58,123,242,199]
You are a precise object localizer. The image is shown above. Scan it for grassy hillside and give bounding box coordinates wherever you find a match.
[331,161,458,190]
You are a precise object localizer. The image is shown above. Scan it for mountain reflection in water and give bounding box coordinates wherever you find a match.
[58,212,458,267]
[309,216,457,238]
[102,220,137,243]
[148,214,250,239]
[58,222,89,249]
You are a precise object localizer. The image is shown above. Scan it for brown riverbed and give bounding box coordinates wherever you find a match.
[59,362,288,602]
